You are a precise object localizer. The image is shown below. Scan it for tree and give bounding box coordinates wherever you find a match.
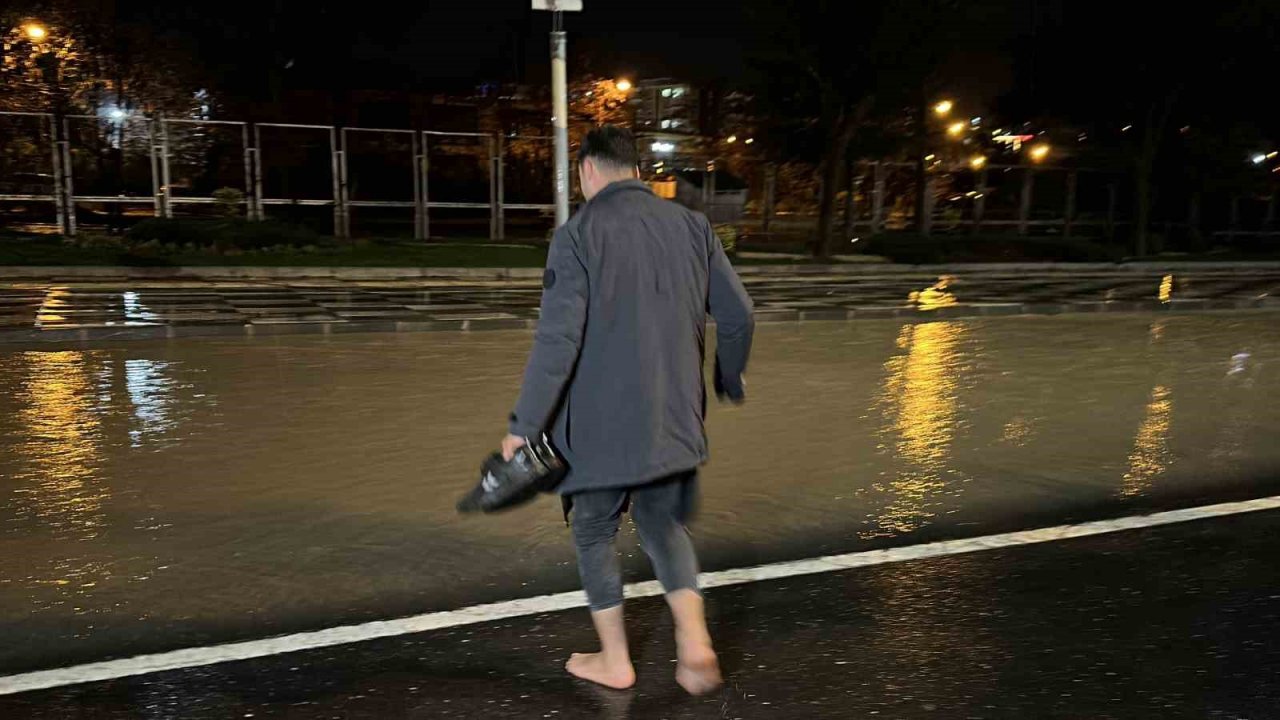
[1009,0,1280,255]
[744,0,1010,257]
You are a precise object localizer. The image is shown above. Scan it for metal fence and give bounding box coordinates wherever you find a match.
[0,111,558,239]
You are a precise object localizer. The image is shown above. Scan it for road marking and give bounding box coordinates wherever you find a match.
[3,494,1279,696]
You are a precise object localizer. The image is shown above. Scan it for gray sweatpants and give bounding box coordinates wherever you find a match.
[569,470,701,612]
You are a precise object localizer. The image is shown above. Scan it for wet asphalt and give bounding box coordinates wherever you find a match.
[3,509,1279,719]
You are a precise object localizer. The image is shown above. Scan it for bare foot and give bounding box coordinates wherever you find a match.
[566,652,636,690]
[675,644,722,696]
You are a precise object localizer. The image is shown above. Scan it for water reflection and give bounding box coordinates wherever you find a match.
[866,321,967,537]
[123,359,184,447]
[1121,385,1172,497]
[34,287,72,326]
[10,351,110,540]
[909,276,959,310]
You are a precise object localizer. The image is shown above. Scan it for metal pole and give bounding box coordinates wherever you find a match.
[411,132,424,240]
[973,166,988,233]
[241,124,255,220]
[1018,167,1034,236]
[550,13,571,227]
[149,120,163,217]
[762,162,776,234]
[60,117,76,236]
[495,135,506,241]
[871,161,885,235]
[159,119,173,219]
[421,133,430,239]
[329,127,344,238]
[1064,170,1078,238]
[252,125,265,221]
[338,129,351,239]
[49,114,65,234]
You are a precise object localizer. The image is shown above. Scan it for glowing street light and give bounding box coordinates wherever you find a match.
[726,135,738,144]
[1251,153,1267,165]
[933,99,954,116]
[744,138,755,144]
[614,78,632,92]
[23,23,48,41]
[969,155,987,170]
[1029,144,1051,162]
[947,121,966,137]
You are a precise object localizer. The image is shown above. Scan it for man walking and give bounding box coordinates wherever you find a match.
[502,126,754,694]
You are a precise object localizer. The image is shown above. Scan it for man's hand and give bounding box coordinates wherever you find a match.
[501,434,527,462]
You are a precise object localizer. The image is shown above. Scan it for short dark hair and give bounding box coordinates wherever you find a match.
[578,125,638,172]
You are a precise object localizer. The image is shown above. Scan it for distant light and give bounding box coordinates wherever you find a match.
[850,237,861,243]
[651,141,675,153]
[744,138,754,144]
[1269,152,1279,159]
[933,100,953,116]
[614,79,632,92]
[1158,275,1173,303]
[969,155,987,170]
[947,121,966,137]
[1251,153,1267,165]
[992,128,1005,135]
[924,154,936,161]
[1029,144,1050,162]
[109,108,126,121]
[1122,125,1133,132]
[970,116,982,125]
[726,135,738,144]
[23,23,47,41]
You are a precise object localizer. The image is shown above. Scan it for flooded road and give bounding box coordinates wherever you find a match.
[1,313,1279,673]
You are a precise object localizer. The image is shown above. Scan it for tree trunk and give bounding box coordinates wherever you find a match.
[811,102,867,258]
[813,146,846,258]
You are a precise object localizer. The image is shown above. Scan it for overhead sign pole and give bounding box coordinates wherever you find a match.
[533,0,582,227]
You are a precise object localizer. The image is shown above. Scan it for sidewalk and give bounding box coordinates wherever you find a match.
[1,265,1277,344]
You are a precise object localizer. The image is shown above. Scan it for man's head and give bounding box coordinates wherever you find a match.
[578,125,640,200]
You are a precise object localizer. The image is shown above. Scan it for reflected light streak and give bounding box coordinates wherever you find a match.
[1121,385,1172,497]
[1158,275,1174,303]
[867,321,966,537]
[909,275,959,310]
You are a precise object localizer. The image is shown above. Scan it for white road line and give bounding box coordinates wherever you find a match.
[3,494,1279,697]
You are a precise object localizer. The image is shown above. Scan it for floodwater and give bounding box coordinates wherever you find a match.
[1,314,1279,673]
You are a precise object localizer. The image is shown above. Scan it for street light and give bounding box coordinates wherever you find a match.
[1029,144,1051,162]
[969,155,987,170]
[726,135,737,144]
[933,99,953,116]
[947,121,966,137]
[23,23,48,41]
[614,78,632,92]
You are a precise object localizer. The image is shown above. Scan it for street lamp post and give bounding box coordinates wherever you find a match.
[533,1,583,228]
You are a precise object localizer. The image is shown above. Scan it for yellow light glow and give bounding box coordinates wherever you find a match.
[1029,144,1050,162]
[866,320,966,537]
[23,23,48,40]
[1122,385,1172,497]
[933,100,953,116]
[726,135,737,144]
[969,155,987,170]
[614,79,632,92]
[947,121,965,137]
[1158,274,1173,303]
[744,138,754,144]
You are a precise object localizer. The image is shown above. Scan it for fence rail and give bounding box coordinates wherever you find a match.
[0,112,560,239]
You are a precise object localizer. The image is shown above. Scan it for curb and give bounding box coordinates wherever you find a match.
[4,261,1280,282]
[2,298,1274,346]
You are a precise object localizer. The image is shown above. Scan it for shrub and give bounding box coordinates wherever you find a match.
[125,218,322,253]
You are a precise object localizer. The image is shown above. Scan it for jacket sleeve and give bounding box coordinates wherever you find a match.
[509,224,589,438]
[705,218,754,402]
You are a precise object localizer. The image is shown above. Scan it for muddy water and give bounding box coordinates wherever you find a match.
[1,314,1278,671]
